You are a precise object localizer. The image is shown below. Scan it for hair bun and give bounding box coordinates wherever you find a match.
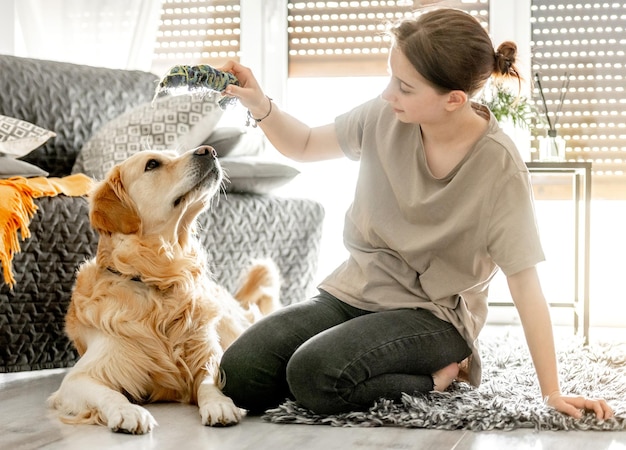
[495,41,518,76]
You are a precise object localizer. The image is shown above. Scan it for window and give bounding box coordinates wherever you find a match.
[287,0,490,77]
[531,1,626,198]
[152,0,240,76]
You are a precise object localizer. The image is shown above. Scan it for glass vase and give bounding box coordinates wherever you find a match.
[539,130,566,162]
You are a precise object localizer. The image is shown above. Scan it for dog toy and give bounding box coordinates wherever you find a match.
[154,64,239,110]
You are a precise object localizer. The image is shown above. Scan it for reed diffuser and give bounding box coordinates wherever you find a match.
[535,72,570,161]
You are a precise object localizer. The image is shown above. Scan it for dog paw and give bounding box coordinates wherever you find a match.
[199,397,244,426]
[107,404,157,434]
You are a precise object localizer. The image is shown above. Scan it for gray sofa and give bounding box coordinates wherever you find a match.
[0,55,324,373]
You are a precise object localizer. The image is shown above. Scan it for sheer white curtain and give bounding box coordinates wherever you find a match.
[14,0,162,70]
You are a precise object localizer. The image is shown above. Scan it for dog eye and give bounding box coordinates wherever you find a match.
[145,159,160,171]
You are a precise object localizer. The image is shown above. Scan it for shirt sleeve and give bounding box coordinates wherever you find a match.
[486,170,546,276]
[334,97,383,161]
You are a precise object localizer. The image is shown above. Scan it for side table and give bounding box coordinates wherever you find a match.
[489,161,592,344]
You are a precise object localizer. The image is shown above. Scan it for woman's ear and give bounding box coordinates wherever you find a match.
[445,90,468,111]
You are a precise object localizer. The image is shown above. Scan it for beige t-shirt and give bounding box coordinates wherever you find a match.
[319,96,545,386]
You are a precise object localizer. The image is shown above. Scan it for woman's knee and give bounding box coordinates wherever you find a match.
[220,310,311,412]
[219,338,255,403]
[286,341,354,415]
[286,346,324,411]
[285,343,318,394]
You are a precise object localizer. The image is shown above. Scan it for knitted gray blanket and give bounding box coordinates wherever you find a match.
[263,333,626,430]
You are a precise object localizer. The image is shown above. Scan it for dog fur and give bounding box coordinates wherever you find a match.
[47,146,280,434]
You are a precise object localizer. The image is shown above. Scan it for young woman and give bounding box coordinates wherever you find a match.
[218,8,613,420]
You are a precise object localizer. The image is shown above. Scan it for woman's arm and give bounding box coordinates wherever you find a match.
[506,266,613,419]
[219,61,344,162]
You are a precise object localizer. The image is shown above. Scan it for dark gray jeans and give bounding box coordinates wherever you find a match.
[220,290,471,415]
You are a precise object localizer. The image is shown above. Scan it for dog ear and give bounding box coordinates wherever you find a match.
[89,166,141,235]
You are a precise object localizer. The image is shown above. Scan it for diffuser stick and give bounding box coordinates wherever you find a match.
[554,72,570,127]
[535,72,553,130]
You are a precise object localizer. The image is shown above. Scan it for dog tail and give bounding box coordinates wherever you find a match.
[234,259,281,316]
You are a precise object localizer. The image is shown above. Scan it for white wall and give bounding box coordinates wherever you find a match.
[0,0,15,55]
[490,0,532,88]
[240,0,288,106]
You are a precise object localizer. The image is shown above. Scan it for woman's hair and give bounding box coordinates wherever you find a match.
[388,8,521,96]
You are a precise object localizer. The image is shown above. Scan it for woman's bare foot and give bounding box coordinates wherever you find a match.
[432,362,460,392]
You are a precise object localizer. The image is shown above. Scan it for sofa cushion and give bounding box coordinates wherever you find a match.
[220,157,300,194]
[203,127,265,158]
[0,115,56,158]
[0,157,49,177]
[0,55,159,177]
[72,94,223,180]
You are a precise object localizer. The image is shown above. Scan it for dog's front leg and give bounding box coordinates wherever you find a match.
[48,373,157,434]
[197,375,244,426]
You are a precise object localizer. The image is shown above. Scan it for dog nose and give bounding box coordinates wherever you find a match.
[194,145,218,159]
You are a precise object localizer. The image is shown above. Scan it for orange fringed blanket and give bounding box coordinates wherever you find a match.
[0,174,94,288]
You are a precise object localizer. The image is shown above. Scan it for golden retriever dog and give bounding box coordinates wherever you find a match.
[48,146,280,434]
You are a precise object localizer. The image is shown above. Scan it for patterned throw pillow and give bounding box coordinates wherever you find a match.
[72,94,223,180]
[0,115,56,158]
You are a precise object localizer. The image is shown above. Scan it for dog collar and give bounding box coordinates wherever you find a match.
[107,267,142,282]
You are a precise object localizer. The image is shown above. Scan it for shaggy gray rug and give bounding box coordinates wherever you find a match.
[262,332,626,430]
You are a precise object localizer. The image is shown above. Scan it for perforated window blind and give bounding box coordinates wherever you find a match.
[287,1,490,77]
[151,0,240,76]
[151,2,490,77]
[531,1,626,197]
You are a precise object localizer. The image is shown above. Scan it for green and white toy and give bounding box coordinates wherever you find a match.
[154,64,240,110]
